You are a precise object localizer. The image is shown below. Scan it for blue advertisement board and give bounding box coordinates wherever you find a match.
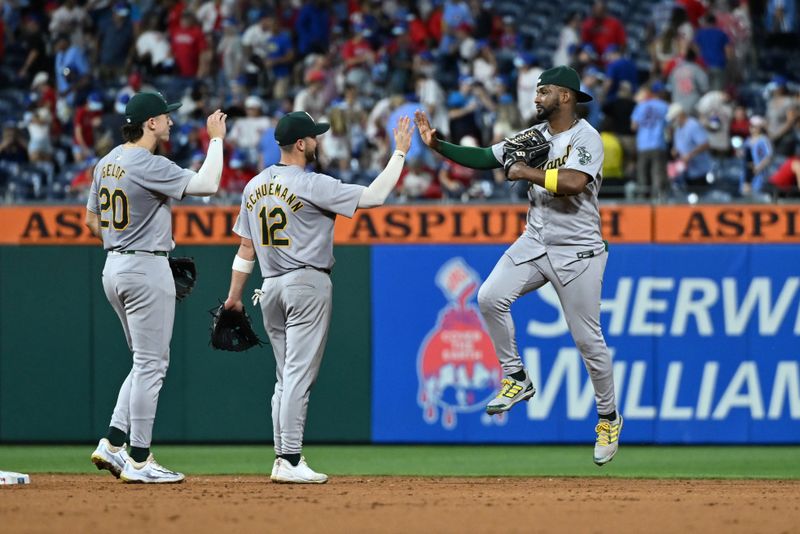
[371,244,800,444]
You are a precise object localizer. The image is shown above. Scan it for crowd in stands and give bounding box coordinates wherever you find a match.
[1,0,799,204]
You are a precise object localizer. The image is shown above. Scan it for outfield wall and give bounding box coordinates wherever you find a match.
[0,204,798,443]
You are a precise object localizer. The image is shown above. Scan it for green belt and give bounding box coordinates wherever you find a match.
[112,250,169,257]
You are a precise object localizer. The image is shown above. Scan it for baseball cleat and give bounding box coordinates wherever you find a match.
[272,457,328,484]
[486,375,535,415]
[90,438,129,479]
[594,415,623,466]
[271,458,281,481]
[120,454,185,484]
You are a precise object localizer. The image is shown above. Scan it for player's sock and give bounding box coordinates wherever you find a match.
[598,410,617,421]
[509,369,527,381]
[281,453,301,467]
[105,426,127,448]
[130,446,150,463]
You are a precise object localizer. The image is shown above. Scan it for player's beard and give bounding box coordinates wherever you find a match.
[303,144,316,164]
[536,100,559,121]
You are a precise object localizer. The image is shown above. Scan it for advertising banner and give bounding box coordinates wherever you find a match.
[371,244,800,443]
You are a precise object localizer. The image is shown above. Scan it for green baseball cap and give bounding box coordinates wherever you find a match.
[124,91,182,125]
[537,66,593,103]
[275,111,330,145]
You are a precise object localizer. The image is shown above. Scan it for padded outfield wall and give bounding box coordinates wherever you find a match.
[0,204,798,443]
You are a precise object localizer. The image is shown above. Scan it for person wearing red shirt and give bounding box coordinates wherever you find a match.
[72,92,103,162]
[170,11,209,78]
[580,1,626,57]
[678,0,707,27]
[407,12,430,52]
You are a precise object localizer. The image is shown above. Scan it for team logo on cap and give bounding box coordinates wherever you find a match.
[416,258,506,429]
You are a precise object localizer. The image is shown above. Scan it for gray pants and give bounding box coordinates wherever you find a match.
[636,149,668,199]
[102,253,175,448]
[477,252,616,415]
[260,268,332,455]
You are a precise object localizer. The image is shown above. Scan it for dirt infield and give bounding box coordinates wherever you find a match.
[2,475,799,533]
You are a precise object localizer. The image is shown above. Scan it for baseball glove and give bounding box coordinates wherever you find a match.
[209,303,264,352]
[502,128,550,176]
[169,257,197,301]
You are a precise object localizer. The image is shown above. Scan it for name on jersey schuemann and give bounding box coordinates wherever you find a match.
[244,181,304,213]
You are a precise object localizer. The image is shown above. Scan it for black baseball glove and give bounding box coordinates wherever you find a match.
[209,303,264,352]
[502,128,551,176]
[169,257,197,301]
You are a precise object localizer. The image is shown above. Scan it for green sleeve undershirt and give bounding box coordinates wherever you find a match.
[438,140,502,170]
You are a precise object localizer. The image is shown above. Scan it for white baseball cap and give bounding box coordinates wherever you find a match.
[666,102,684,122]
[245,95,263,110]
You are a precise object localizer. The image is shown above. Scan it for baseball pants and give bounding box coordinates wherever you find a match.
[102,253,175,448]
[260,268,332,456]
[477,252,617,415]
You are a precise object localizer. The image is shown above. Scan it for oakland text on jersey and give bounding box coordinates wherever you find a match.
[543,145,571,170]
[245,180,304,213]
[100,163,127,180]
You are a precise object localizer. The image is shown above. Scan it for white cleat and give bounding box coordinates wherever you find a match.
[120,454,185,484]
[90,438,129,479]
[272,457,328,484]
[594,415,624,466]
[271,458,281,481]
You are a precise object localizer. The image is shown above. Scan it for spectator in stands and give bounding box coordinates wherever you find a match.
[25,107,53,163]
[651,6,693,78]
[741,115,774,196]
[396,159,440,201]
[229,95,272,168]
[448,76,490,146]
[263,15,294,100]
[53,34,91,107]
[438,136,485,200]
[765,0,798,46]
[603,45,638,102]
[693,14,731,90]
[600,117,625,184]
[765,76,799,157]
[668,48,709,114]
[170,11,210,78]
[730,103,752,139]
[29,72,58,134]
[579,67,605,130]
[258,109,283,170]
[49,0,88,42]
[0,123,29,164]
[554,11,582,69]
[136,15,175,75]
[668,102,714,193]
[574,44,600,75]
[217,17,244,103]
[241,10,273,85]
[603,81,637,179]
[16,15,50,85]
[632,81,670,199]
[515,53,543,125]
[342,25,376,90]
[443,0,474,30]
[416,57,448,142]
[580,1,627,58]
[318,107,353,182]
[97,3,135,82]
[766,153,800,195]
[295,0,332,57]
[387,25,416,95]
[405,11,431,53]
[472,40,498,95]
[72,92,104,163]
[696,90,733,157]
[294,70,330,122]
[196,0,229,36]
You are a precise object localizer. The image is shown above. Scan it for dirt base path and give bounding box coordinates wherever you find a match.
[2,475,799,533]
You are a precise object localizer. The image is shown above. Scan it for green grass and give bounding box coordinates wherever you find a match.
[1,445,799,479]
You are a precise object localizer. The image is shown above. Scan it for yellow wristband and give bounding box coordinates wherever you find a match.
[545,169,558,193]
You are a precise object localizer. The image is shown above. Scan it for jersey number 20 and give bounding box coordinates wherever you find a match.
[258,206,289,247]
[98,187,130,230]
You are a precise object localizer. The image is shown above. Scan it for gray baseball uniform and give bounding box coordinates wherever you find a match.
[479,119,616,415]
[233,164,363,455]
[87,145,193,448]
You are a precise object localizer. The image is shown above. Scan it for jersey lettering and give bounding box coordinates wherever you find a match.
[544,145,572,170]
[98,187,130,231]
[246,181,304,212]
[258,206,290,247]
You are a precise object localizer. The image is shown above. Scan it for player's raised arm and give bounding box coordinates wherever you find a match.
[356,116,413,209]
[184,109,228,196]
[413,109,501,170]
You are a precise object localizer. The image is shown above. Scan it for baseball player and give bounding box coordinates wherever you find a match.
[415,66,622,465]
[85,92,227,483]
[223,111,413,483]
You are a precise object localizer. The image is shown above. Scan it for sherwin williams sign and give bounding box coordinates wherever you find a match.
[371,244,800,443]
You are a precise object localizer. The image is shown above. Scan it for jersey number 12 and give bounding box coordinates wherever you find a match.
[258,206,289,247]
